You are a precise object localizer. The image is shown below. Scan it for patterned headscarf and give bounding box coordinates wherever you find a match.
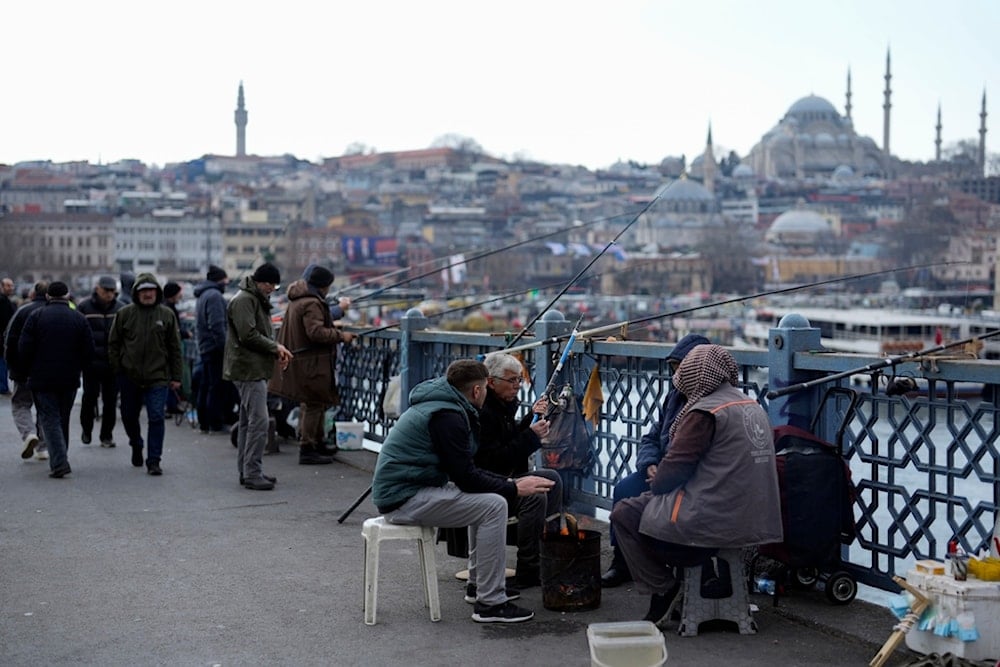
[668,344,740,440]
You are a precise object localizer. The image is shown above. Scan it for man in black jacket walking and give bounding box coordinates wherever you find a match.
[77,276,124,447]
[5,281,50,460]
[18,282,95,478]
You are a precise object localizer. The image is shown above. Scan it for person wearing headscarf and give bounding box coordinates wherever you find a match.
[610,344,782,625]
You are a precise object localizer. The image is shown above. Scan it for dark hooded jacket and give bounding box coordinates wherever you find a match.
[194,279,228,355]
[635,333,710,470]
[4,293,48,382]
[108,272,183,388]
[267,279,350,405]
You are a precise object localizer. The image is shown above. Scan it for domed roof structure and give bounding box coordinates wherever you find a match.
[732,164,754,178]
[745,92,886,180]
[655,177,714,203]
[769,209,829,234]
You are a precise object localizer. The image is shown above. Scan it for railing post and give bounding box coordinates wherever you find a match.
[767,313,823,430]
[533,310,571,391]
[399,307,429,414]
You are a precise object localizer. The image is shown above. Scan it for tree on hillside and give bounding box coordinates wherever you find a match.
[884,196,961,273]
[431,134,485,155]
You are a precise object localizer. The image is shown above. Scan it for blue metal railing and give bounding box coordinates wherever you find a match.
[335,309,1000,591]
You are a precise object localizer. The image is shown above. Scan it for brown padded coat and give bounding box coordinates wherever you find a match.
[267,280,349,405]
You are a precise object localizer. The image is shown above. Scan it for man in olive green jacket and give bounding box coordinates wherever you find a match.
[223,264,292,491]
[108,273,183,476]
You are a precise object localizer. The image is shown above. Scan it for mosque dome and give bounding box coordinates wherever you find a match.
[786,95,840,119]
[815,132,836,147]
[732,164,754,178]
[655,177,714,202]
[832,164,855,181]
[769,208,830,234]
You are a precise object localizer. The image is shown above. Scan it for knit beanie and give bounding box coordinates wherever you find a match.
[251,263,281,285]
[307,266,334,288]
[207,265,227,282]
[48,281,70,298]
[163,282,182,299]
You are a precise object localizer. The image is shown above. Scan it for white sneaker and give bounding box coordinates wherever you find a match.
[21,434,39,459]
[35,449,49,461]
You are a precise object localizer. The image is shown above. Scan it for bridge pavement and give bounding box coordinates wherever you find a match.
[0,395,917,666]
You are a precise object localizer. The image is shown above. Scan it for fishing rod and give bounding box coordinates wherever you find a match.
[531,316,584,424]
[348,212,631,305]
[500,261,963,356]
[504,194,663,349]
[352,257,673,336]
[766,328,1000,399]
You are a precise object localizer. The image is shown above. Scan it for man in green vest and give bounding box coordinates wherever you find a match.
[372,359,556,624]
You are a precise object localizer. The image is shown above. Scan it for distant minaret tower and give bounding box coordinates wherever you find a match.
[935,103,942,162]
[882,50,892,157]
[845,67,853,121]
[702,123,716,194]
[235,81,248,157]
[979,89,988,177]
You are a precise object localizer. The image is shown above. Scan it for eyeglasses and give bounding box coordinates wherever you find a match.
[492,375,524,386]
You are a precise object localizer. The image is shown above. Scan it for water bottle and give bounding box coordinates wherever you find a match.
[754,576,776,595]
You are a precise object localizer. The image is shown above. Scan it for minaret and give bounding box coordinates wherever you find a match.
[845,67,853,122]
[702,123,716,194]
[935,103,942,162]
[882,50,892,157]
[979,89,988,177]
[235,81,248,157]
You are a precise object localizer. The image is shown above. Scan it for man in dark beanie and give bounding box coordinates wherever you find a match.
[18,281,95,478]
[303,263,351,321]
[224,263,292,490]
[270,265,354,465]
[195,264,233,433]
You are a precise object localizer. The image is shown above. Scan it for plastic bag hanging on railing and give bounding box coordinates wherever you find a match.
[539,384,595,474]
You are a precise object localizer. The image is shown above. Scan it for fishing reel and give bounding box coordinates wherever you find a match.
[885,374,918,397]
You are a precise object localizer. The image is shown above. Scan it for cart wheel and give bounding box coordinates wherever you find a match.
[824,571,857,605]
[792,567,820,589]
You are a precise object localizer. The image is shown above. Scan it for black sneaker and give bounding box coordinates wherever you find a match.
[240,474,277,486]
[131,445,143,467]
[464,583,520,604]
[472,600,534,623]
[243,477,275,490]
[81,432,92,445]
[147,462,163,476]
[49,463,72,478]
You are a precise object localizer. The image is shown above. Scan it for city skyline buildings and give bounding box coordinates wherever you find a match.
[3,1,998,171]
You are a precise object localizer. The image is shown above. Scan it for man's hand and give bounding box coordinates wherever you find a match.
[338,296,351,311]
[645,464,658,483]
[529,417,549,440]
[340,331,355,344]
[514,474,556,497]
[169,380,181,392]
[276,344,293,370]
[531,396,549,415]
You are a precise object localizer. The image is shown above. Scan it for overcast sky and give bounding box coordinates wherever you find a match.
[4,0,998,170]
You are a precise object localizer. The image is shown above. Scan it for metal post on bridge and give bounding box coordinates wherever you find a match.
[767,313,823,431]
[398,307,429,415]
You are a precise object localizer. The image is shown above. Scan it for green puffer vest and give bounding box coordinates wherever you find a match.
[372,376,478,513]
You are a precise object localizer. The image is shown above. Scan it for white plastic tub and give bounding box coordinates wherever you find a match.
[334,421,364,450]
[587,621,667,667]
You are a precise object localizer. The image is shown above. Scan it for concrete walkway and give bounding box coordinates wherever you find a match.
[0,397,919,666]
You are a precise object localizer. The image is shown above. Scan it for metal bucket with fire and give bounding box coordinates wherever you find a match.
[540,518,602,612]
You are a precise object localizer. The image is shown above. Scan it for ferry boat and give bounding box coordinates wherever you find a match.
[742,307,1000,359]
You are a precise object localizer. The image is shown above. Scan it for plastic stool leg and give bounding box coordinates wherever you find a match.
[419,529,441,622]
[363,532,380,625]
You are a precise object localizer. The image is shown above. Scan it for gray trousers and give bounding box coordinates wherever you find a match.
[233,380,268,481]
[387,483,509,606]
[11,380,45,452]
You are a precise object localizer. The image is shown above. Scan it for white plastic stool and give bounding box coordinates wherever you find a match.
[362,516,441,625]
[677,548,757,637]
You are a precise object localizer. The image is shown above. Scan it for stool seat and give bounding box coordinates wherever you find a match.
[362,516,441,625]
[677,548,757,637]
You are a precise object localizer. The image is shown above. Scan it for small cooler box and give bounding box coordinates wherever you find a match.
[904,567,1000,660]
[587,621,667,667]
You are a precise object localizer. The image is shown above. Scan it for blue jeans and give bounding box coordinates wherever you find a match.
[118,376,168,463]
[34,390,75,471]
[0,358,10,393]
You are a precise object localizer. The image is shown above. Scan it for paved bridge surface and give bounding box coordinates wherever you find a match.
[0,397,917,666]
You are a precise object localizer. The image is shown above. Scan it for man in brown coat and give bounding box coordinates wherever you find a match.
[268,267,354,465]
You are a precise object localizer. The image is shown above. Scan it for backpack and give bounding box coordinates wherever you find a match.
[539,383,595,474]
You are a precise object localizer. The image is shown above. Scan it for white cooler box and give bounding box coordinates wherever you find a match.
[904,568,1000,660]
